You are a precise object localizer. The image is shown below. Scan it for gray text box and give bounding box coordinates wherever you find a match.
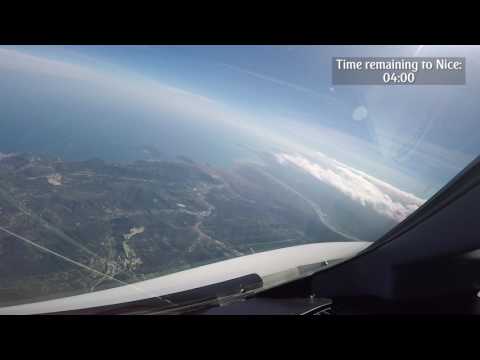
[332,57,465,85]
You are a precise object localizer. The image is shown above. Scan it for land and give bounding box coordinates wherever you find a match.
[0,152,352,306]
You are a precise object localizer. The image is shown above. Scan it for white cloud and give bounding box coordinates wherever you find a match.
[0,153,14,161]
[275,152,425,222]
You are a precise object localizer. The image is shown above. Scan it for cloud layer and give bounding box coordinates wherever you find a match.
[275,152,425,222]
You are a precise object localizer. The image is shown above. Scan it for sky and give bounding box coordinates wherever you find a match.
[1,45,480,207]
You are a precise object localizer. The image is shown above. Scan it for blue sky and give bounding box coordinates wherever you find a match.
[1,45,480,201]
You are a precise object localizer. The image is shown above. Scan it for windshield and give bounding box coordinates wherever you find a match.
[0,45,479,308]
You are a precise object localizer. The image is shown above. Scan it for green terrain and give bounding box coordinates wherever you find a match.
[0,152,350,306]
